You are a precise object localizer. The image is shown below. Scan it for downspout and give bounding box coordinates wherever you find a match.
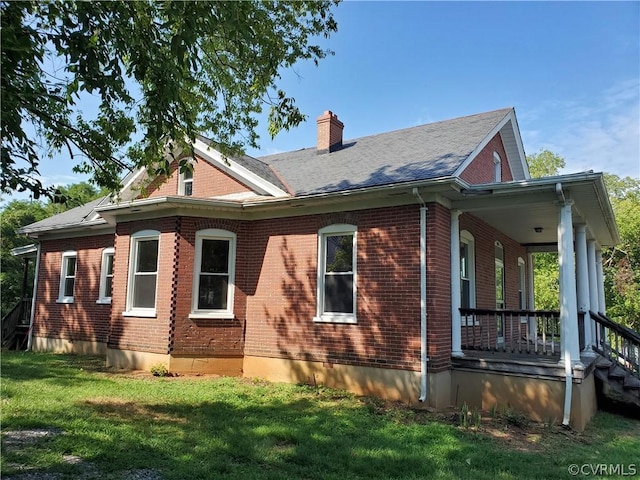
[556,182,572,427]
[412,188,429,402]
[26,243,41,351]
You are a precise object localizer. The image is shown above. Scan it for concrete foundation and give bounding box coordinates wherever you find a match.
[32,336,107,356]
[451,368,597,431]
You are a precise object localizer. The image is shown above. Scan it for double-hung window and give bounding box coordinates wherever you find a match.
[495,241,505,342]
[460,230,477,326]
[315,224,357,323]
[190,229,236,319]
[97,247,115,304]
[125,230,160,316]
[493,152,502,182]
[179,163,194,196]
[57,251,77,303]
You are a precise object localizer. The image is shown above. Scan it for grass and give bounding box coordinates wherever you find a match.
[1,352,639,480]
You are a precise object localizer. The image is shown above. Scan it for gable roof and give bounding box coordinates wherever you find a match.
[260,108,517,196]
[195,136,289,194]
[19,107,533,237]
[19,196,109,235]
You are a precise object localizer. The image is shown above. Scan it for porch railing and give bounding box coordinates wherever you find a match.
[1,298,32,349]
[459,308,561,356]
[591,311,640,380]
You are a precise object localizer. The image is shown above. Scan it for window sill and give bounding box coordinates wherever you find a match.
[189,312,235,320]
[56,298,74,304]
[122,309,156,318]
[96,298,112,305]
[313,314,357,324]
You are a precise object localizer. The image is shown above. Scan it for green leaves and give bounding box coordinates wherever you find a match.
[1,0,340,200]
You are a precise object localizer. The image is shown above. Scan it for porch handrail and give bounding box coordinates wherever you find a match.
[459,308,561,356]
[1,298,31,349]
[590,310,640,379]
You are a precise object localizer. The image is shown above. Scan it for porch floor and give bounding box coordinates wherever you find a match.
[453,350,597,382]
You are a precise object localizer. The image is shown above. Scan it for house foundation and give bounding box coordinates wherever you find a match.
[243,355,424,403]
[451,365,597,431]
[32,336,107,356]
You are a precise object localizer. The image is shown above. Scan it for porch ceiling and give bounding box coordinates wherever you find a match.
[445,172,619,249]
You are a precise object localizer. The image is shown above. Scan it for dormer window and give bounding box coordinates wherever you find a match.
[493,152,502,182]
[179,164,194,196]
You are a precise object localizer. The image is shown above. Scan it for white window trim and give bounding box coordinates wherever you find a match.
[460,230,478,327]
[97,247,115,304]
[493,152,502,182]
[178,161,194,196]
[314,224,357,324]
[518,257,528,322]
[57,250,77,303]
[495,241,505,342]
[189,229,236,319]
[124,230,160,317]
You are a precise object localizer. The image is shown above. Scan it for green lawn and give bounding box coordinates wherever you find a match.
[1,352,638,480]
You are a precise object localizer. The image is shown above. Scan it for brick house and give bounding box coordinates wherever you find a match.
[16,108,622,430]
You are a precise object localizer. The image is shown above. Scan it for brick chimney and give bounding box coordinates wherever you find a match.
[317,110,344,154]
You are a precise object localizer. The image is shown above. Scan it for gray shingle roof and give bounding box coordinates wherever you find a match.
[20,108,513,234]
[19,196,109,234]
[260,108,512,195]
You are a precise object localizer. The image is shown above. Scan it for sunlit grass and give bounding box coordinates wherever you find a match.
[1,351,638,480]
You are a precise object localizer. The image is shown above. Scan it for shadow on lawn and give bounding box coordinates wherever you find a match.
[70,395,448,480]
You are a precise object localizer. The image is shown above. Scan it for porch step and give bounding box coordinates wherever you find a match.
[595,357,613,369]
[608,365,627,379]
[623,375,640,390]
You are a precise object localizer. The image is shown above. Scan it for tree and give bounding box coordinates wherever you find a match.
[1,1,339,199]
[0,199,48,318]
[0,182,103,317]
[527,150,566,310]
[602,174,640,330]
[527,149,565,178]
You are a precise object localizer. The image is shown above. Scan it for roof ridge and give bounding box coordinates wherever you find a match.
[259,107,514,162]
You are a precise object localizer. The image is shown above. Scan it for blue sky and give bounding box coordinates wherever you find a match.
[7,1,640,202]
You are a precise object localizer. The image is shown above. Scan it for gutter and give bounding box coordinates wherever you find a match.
[26,243,41,351]
[412,188,429,403]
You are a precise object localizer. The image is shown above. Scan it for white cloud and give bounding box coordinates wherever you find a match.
[524,79,640,179]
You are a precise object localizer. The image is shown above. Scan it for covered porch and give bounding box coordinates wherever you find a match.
[445,172,622,429]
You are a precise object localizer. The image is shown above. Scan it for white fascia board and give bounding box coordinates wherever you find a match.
[193,138,289,198]
[453,109,527,180]
[11,244,38,257]
[508,109,530,179]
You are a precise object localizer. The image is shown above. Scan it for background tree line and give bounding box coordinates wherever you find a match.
[528,150,640,331]
[0,183,104,317]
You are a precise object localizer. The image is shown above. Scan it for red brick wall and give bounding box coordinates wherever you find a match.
[459,213,529,347]
[459,133,513,184]
[170,217,246,357]
[425,203,453,372]
[33,202,529,374]
[144,155,252,198]
[109,218,177,353]
[243,206,423,372]
[34,234,114,343]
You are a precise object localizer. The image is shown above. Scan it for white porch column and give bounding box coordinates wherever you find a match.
[596,249,606,314]
[587,240,598,348]
[451,210,463,357]
[575,224,593,355]
[527,252,536,338]
[558,201,581,364]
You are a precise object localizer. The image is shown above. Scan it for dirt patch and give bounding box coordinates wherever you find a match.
[83,397,187,424]
[2,428,63,452]
[2,428,162,480]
